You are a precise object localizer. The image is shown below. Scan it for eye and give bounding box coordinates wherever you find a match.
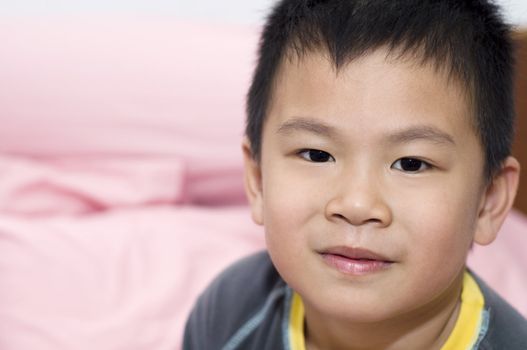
[298,149,334,163]
[391,157,430,172]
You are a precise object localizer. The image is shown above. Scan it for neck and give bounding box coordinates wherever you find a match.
[304,273,464,350]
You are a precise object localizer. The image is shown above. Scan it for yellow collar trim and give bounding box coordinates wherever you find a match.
[289,292,306,350]
[288,271,485,350]
[440,271,485,350]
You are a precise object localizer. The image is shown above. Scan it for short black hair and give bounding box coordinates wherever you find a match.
[246,0,516,180]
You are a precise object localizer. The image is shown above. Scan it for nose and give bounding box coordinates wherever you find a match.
[325,167,392,227]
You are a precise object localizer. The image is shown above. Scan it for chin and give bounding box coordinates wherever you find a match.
[303,288,405,324]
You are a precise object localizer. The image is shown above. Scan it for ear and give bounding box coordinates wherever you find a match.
[474,156,520,245]
[242,138,264,225]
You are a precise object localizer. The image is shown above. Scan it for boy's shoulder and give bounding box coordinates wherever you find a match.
[473,272,527,349]
[183,251,289,350]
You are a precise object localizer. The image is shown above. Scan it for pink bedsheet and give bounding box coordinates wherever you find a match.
[0,206,265,349]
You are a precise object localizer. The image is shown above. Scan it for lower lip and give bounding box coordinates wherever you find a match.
[321,253,392,275]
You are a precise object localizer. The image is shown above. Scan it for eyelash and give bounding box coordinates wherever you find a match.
[297,149,335,163]
[391,157,432,173]
[296,149,432,173]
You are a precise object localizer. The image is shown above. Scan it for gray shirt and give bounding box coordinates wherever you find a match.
[183,251,527,350]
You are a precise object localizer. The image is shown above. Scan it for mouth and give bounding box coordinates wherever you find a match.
[318,246,394,276]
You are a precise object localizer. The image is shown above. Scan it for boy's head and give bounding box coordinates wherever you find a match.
[246,0,516,181]
[242,0,520,339]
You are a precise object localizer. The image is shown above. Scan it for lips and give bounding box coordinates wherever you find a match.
[319,246,394,275]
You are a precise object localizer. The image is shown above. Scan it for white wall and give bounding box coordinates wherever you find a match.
[499,0,527,26]
[0,0,275,24]
[1,0,526,26]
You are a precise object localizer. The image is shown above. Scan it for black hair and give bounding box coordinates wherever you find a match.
[246,0,516,180]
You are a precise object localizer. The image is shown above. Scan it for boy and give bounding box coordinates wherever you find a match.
[184,0,527,349]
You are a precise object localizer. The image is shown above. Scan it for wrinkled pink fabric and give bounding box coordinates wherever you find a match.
[0,206,265,350]
[0,155,185,215]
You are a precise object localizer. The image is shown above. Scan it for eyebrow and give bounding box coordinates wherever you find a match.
[387,126,456,146]
[276,117,337,138]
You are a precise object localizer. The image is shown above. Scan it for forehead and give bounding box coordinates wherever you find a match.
[264,48,476,144]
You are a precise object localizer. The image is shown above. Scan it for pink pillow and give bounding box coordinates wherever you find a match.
[0,18,259,208]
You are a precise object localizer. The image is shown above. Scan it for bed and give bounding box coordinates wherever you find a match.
[0,18,525,350]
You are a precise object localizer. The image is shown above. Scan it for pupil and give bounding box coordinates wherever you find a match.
[310,150,329,162]
[401,158,422,171]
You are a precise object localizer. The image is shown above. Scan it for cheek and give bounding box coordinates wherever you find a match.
[261,164,324,274]
[262,160,326,226]
[262,172,310,247]
[397,181,480,272]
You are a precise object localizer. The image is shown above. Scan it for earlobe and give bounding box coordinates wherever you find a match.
[242,138,264,225]
[474,156,520,246]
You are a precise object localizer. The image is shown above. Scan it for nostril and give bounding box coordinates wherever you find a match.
[333,213,355,225]
[331,213,385,226]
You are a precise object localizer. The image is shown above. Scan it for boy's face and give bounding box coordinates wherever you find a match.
[245,48,492,322]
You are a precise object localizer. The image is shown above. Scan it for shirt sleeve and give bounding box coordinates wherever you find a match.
[182,251,280,350]
[182,291,212,350]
